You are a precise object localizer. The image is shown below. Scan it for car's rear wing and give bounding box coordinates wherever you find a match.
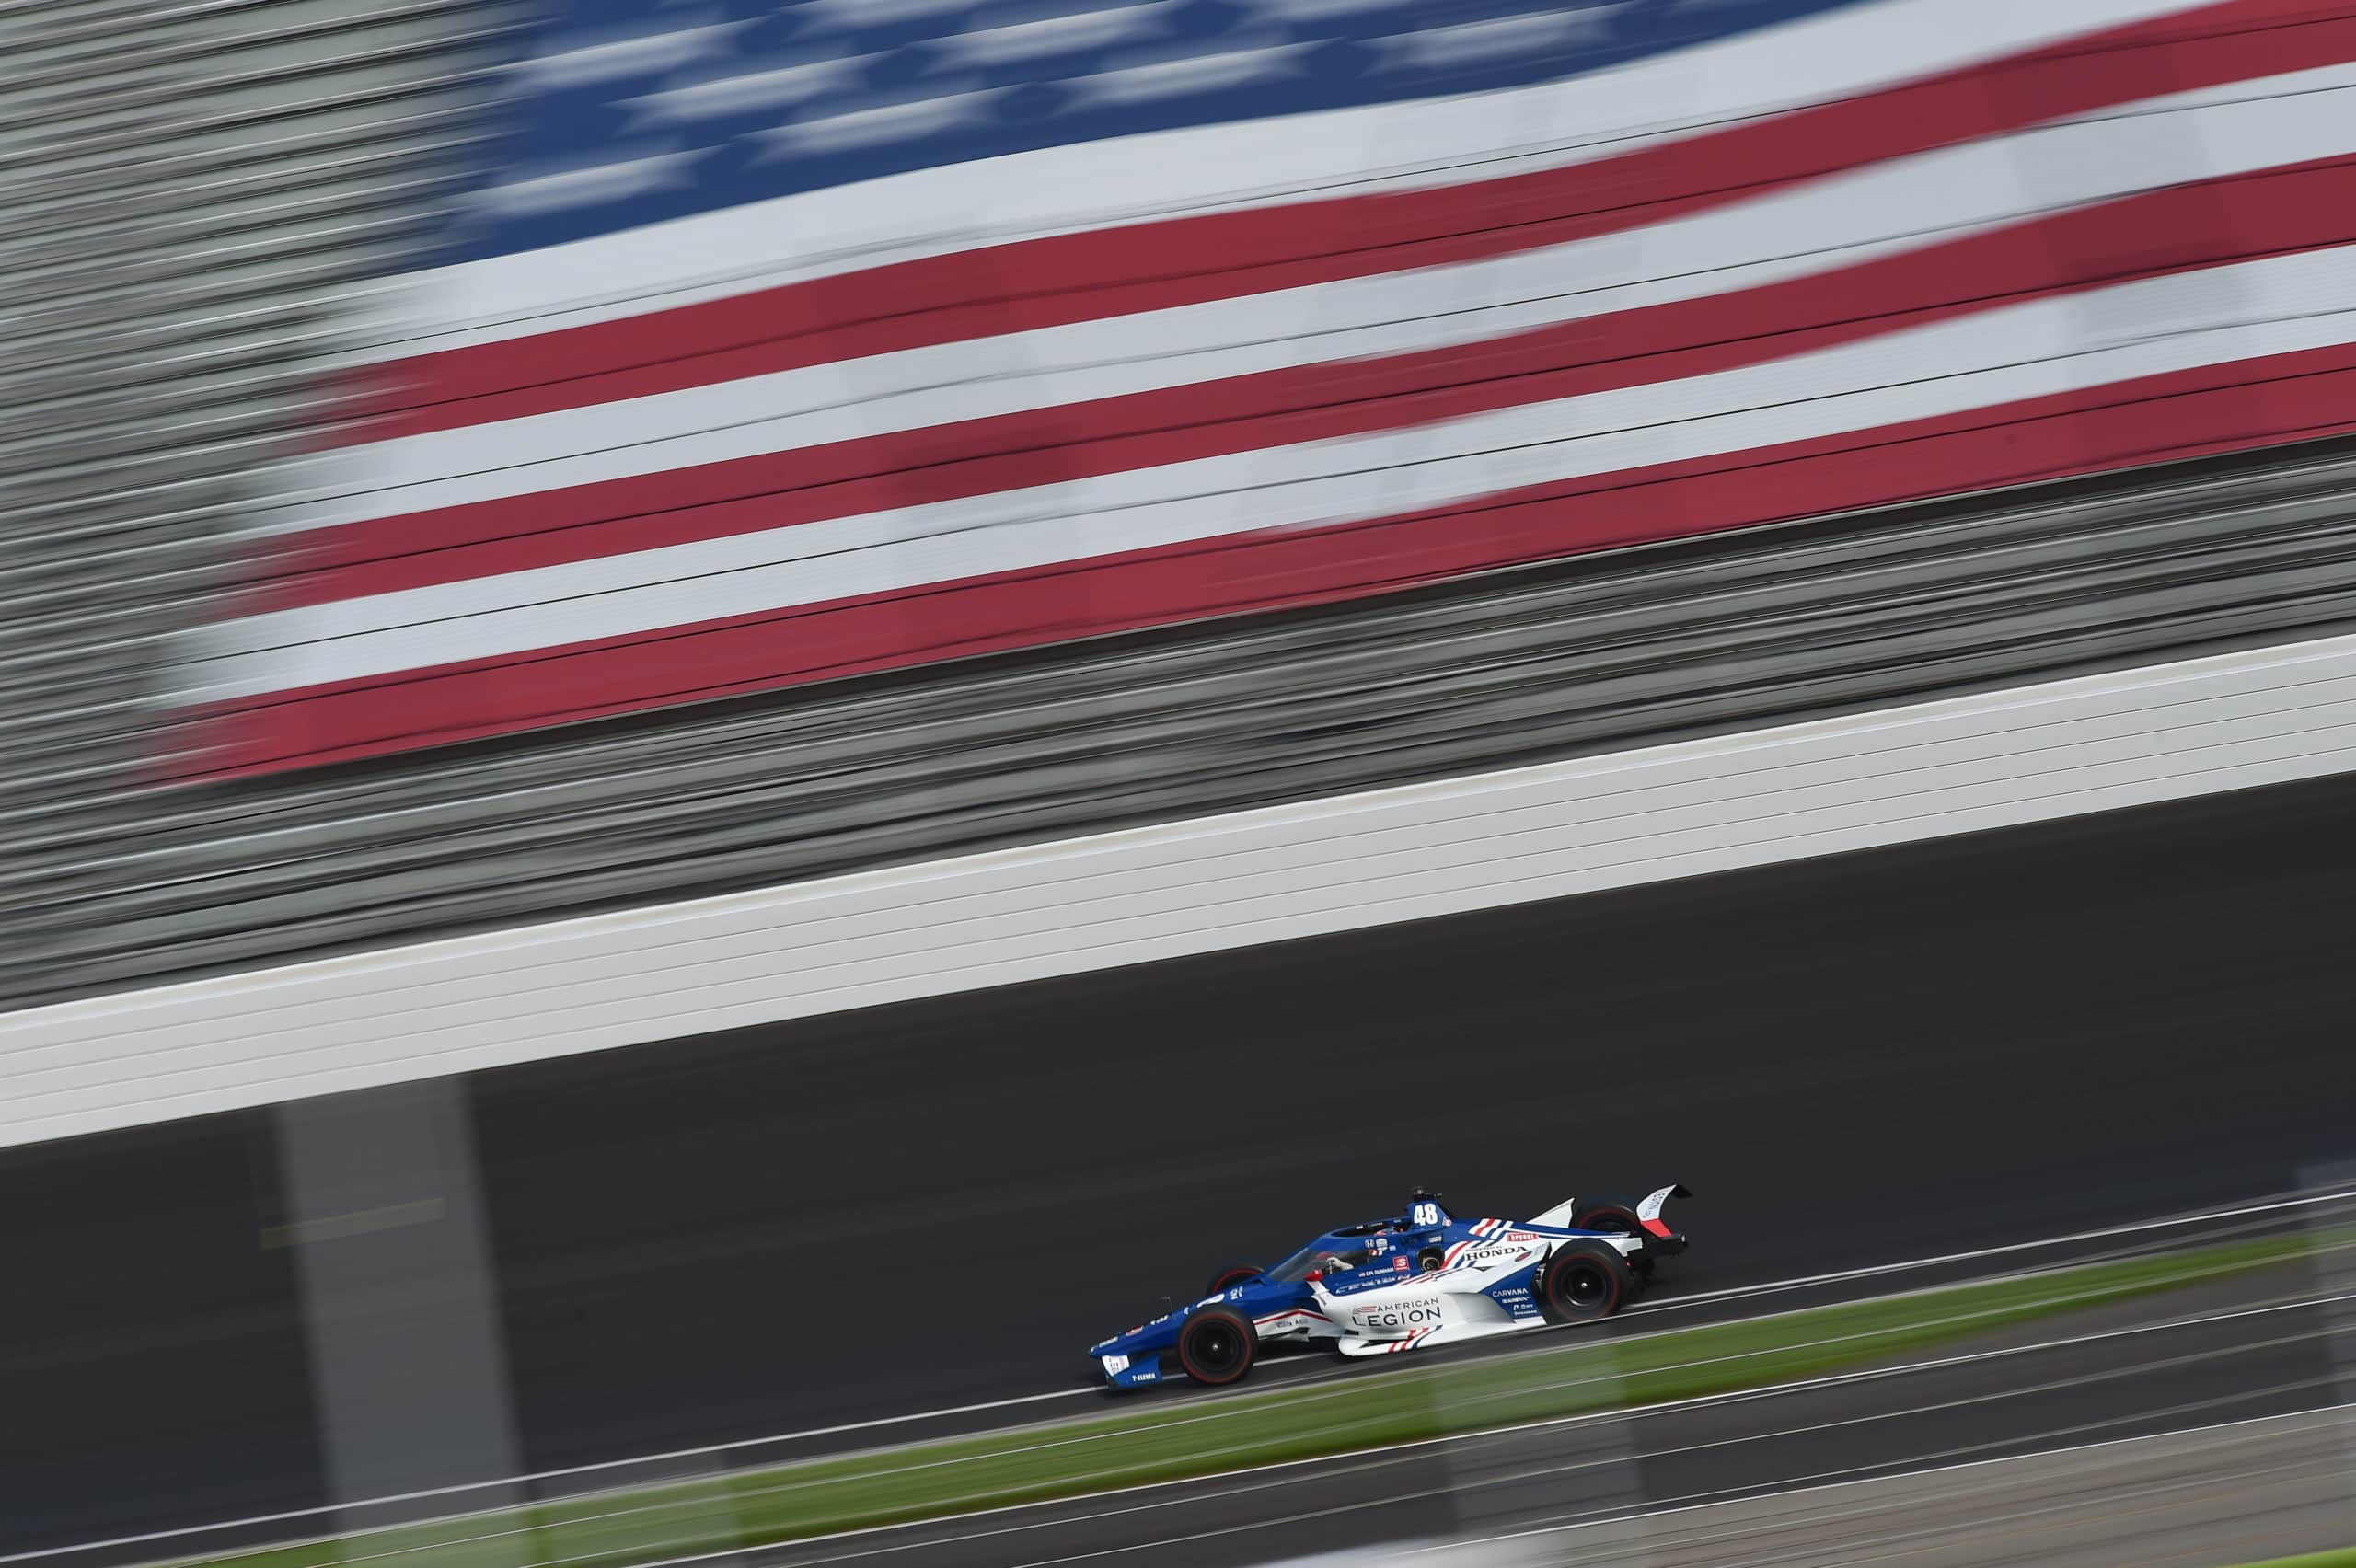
[1637,1183,1692,1237]
[1634,1182,1692,1256]
[1526,1182,1692,1247]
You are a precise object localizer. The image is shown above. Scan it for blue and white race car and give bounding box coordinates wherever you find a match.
[1090,1185,1691,1389]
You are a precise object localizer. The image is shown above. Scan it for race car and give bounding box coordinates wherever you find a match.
[1090,1185,1689,1389]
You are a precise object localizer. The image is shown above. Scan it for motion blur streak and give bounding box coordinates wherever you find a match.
[11,437,2356,1016]
[8,0,2356,1564]
[6,767,2355,1551]
[14,621,2355,1150]
[165,0,2356,776]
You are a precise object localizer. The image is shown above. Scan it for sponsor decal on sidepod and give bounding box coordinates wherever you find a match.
[1353,1296,1444,1332]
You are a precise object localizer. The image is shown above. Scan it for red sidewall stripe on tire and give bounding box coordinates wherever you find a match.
[1549,1251,1622,1318]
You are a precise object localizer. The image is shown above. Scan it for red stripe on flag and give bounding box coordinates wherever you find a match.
[172,340,2356,780]
[333,0,2340,445]
[264,155,2356,609]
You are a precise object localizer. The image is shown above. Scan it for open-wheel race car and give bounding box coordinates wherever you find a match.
[1090,1184,1691,1389]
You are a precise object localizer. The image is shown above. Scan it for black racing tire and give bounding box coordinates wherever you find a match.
[1571,1196,1643,1237]
[1572,1198,1659,1286]
[1176,1305,1259,1386]
[1538,1241,1634,1324]
[1203,1265,1261,1297]
[1570,1199,1650,1286]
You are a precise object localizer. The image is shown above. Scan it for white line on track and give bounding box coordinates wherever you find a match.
[13,1185,2353,1565]
[1549,1412,2341,1566]
[952,1309,2356,1567]
[1622,1421,2349,1565]
[1438,1401,2356,1557]
[999,1391,2354,1568]
[512,1286,2356,1568]
[641,1256,2356,1563]
[1616,1186,2356,1318]
[1090,1184,2356,1404]
[910,1369,2353,1568]
[0,1389,1093,1564]
[1445,1340,2341,1535]
[808,1339,2347,1566]
[1484,1368,2344,1548]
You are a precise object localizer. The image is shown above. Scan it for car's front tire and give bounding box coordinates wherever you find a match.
[1176,1305,1259,1386]
[1538,1241,1633,1323]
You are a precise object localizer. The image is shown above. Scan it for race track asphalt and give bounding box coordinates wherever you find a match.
[732,1260,2351,1566]
[6,767,2356,1552]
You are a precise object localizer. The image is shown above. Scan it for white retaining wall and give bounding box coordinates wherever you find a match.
[7,630,2356,1150]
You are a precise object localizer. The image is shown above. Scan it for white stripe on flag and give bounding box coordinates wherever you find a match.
[275,60,2356,533]
[179,241,2356,703]
[342,0,2223,362]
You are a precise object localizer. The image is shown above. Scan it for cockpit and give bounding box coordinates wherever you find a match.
[1263,1241,1374,1282]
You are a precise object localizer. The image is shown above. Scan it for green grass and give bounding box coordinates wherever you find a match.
[186,1231,2317,1568]
[2225,1551,2356,1567]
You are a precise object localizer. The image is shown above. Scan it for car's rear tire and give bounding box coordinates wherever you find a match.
[1203,1265,1260,1297]
[1572,1197,1643,1237]
[1569,1200,1653,1287]
[1176,1305,1259,1386]
[1538,1241,1633,1324]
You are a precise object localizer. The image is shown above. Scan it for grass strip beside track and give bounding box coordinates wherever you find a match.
[187,1233,2316,1568]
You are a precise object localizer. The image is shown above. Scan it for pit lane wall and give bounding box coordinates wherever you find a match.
[173,0,2356,778]
[15,626,2356,1152]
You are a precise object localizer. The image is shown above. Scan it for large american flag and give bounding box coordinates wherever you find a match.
[173,0,2356,778]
